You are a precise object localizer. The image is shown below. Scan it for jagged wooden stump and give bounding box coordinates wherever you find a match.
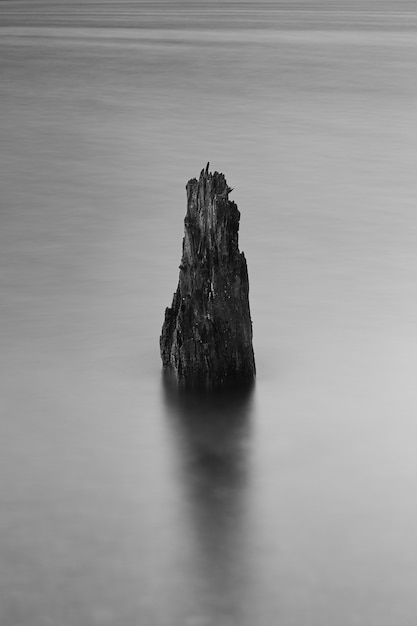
[160,164,255,389]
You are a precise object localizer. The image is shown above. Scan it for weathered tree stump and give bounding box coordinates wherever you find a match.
[160,164,255,389]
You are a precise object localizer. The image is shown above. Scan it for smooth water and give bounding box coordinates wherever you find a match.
[2,2,417,625]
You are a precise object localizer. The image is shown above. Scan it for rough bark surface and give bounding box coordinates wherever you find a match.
[160,164,255,389]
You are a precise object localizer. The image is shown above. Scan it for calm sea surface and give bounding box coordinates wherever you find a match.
[2,2,417,625]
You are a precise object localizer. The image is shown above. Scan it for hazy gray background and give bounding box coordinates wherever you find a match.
[2,2,417,625]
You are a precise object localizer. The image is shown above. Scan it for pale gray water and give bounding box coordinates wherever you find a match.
[2,2,417,625]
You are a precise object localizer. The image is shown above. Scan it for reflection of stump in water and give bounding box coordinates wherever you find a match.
[163,376,254,620]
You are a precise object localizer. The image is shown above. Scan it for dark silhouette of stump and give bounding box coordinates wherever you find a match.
[160,164,255,389]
